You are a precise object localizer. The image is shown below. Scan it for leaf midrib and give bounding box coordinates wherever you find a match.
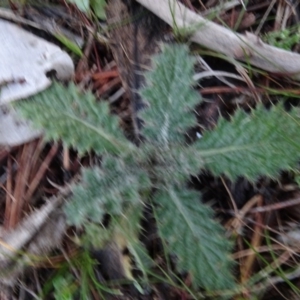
[63,111,133,153]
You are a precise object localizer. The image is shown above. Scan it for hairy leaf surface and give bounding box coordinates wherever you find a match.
[140,44,201,145]
[155,186,235,290]
[15,82,133,155]
[196,104,300,180]
[140,144,204,185]
[65,156,151,226]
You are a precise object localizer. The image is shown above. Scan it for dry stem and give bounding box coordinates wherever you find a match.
[137,0,300,80]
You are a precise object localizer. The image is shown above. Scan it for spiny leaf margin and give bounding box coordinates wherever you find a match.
[65,156,151,226]
[196,104,300,180]
[139,44,201,146]
[14,82,132,156]
[154,185,235,291]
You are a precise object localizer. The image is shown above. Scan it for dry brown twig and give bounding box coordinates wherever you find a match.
[137,0,300,80]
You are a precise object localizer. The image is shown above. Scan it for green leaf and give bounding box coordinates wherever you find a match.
[196,104,300,180]
[53,273,75,300]
[65,156,151,226]
[90,0,106,20]
[67,0,89,12]
[54,33,83,57]
[14,82,133,156]
[264,28,300,50]
[140,44,201,146]
[154,186,235,290]
[67,0,107,19]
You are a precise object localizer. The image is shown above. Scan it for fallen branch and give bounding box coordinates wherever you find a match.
[0,186,70,261]
[0,184,71,289]
[137,0,300,80]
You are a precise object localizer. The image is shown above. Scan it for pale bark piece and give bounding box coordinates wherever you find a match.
[0,107,41,146]
[0,18,74,147]
[137,0,300,80]
[0,18,74,104]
